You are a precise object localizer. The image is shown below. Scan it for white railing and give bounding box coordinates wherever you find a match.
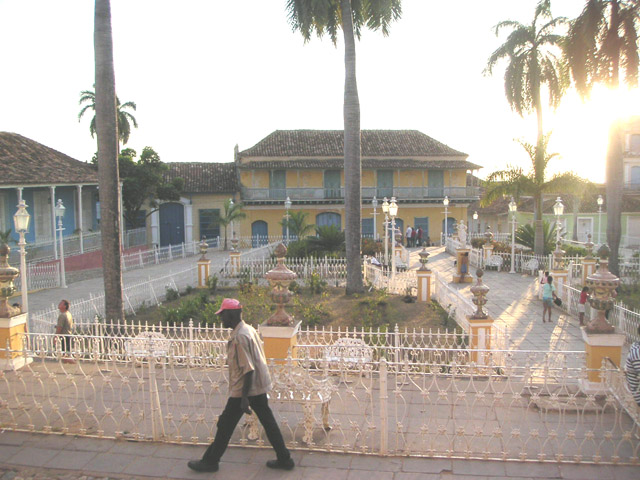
[225,256,348,282]
[121,241,200,272]
[29,267,199,334]
[432,269,475,333]
[238,241,279,262]
[0,340,636,464]
[12,261,60,291]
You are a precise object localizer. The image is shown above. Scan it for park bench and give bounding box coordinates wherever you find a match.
[485,255,504,272]
[523,258,539,276]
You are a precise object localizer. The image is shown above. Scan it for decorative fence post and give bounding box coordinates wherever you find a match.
[379,357,388,455]
[453,221,472,284]
[581,234,597,286]
[258,243,299,363]
[416,248,432,302]
[468,269,494,365]
[551,241,569,301]
[197,239,210,289]
[0,241,30,370]
[482,226,494,263]
[580,244,626,393]
[229,234,241,275]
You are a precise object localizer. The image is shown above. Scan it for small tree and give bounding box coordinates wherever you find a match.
[218,199,246,250]
[307,225,346,257]
[280,210,315,240]
[78,87,138,145]
[515,221,557,254]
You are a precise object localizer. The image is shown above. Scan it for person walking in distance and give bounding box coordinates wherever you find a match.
[541,275,557,323]
[578,286,589,326]
[188,298,294,473]
[55,299,74,362]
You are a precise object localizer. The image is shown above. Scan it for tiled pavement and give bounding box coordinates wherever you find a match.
[0,431,637,479]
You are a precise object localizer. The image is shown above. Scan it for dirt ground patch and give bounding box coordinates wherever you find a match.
[131,285,453,331]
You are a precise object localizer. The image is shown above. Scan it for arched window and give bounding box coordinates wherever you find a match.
[316,212,341,229]
[631,166,640,185]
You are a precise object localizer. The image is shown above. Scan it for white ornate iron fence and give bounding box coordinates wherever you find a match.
[12,262,61,291]
[0,339,637,464]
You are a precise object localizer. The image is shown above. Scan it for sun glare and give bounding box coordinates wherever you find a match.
[546,85,640,183]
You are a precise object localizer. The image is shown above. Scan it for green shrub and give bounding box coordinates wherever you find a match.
[239,268,253,293]
[185,285,195,295]
[206,275,218,294]
[165,287,180,302]
[284,239,310,258]
[562,244,587,257]
[471,237,485,249]
[288,281,301,294]
[357,290,389,329]
[362,238,384,256]
[308,272,327,294]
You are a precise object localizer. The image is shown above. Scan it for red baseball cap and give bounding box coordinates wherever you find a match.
[215,298,243,314]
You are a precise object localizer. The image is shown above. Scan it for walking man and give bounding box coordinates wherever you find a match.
[188,298,294,473]
[55,299,74,361]
[625,326,640,406]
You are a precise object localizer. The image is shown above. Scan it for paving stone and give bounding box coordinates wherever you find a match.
[505,461,561,478]
[122,455,183,477]
[0,447,23,464]
[401,457,451,473]
[44,450,97,470]
[82,452,136,474]
[66,437,114,453]
[295,466,348,480]
[349,455,403,472]
[393,473,440,480]
[0,433,32,447]
[108,439,159,456]
[8,447,58,467]
[452,459,507,476]
[154,443,204,460]
[347,470,394,480]
[300,452,353,469]
[559,463,615,480]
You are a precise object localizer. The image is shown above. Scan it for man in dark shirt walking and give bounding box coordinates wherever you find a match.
[188,298,293,473]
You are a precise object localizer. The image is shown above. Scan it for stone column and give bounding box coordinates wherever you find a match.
[258,243,300,362]
[580,244,626,393]
[482,226,494,263]
[416,248,432,302]
[196,239,210,289]
[0,242,30,370]
[229,234,241,274]
[467,269,494,365]
[453,248,473,283]
[550,241,568,301]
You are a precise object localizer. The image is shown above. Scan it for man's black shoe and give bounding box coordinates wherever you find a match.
[266,458,295,470]
[187,460,219,472]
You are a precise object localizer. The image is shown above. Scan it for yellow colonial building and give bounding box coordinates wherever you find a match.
[234,130,481,244]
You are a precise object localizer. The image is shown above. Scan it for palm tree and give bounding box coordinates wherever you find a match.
[516,221,557,254]
[484,0,568,254]
[94,0,124,322]
[78,88,138,145]
[481,136,590,242]
[565,0,640,275]
[218,199,246,250]
[280,210,315,240]
[285,0,402,294]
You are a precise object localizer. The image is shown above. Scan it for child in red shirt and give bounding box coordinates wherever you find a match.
[578,286,589,326]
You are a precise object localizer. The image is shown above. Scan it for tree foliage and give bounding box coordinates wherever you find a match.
[515,220,557,254]
[78,87,138,145]
[280,210,315,239]
[117,147,184,228]
[218,199,246,250]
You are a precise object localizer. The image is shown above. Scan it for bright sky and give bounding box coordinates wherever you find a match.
[2,0,639,184]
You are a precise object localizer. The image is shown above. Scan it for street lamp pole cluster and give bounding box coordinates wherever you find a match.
[13,200,30,316]
[389,197,398,281]
[284,196,291,244]
[597,194,604,245]
[473,211,478,235]
[508,197,517,274]
[382,197,389,265]
[55,199,67,289]
[442,196,449,245]
[553,196,564,245]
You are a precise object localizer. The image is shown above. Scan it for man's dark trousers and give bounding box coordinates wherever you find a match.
[202,393,290,464]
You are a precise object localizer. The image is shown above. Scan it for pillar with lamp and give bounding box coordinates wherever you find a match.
[597,194,604,245]
[381,197,389,267]
[13,200,30,320]
[284,196,292,244]
[389,196,398,281]
[509,197,517,274]
[452,220,472,284]
[551,197,568,301]
[55,199,67,289]
[473,210,478,235]
[442,196,449,245]
[0,202,31,370]
[553,196,564,245]
[371,196,378,240]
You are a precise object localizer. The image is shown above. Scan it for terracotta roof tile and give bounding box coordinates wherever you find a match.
[238,158,480,170]
[0,132,97,185]
[238,130,470,159]
[165,162,238,194]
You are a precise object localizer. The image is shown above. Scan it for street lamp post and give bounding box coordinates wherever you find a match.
[381,197,389,266]
[284,196,291,244]
[442,196,449,245]
[473,211,478,235]
[509,197,517,274]
[55,199,67,288]
[371,196,378,240]
[389,197,398,281]
[553,196,564,245]
[597,194,604,245]
[13,200,30,317]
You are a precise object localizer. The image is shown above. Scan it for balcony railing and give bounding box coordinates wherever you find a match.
[241,186,480,202]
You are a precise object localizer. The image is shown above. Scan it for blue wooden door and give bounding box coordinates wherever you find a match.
[252,220,268,247]
[428,170,444,197]
[442,217,455,236]
[377,171,393,198]
[159,203,184,247]
[316,212,341,229]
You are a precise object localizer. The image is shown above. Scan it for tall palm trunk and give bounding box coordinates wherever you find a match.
[606,119,623,276]
[341,0,363,295]
[533,65,545,255]
[94,0,124,322]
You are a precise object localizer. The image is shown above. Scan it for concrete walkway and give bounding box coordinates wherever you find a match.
[414,246,586,352]
[0,431,637,480]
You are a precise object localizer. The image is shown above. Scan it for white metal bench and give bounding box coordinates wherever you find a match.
[485,255,504,272]
[524,258,539,276]
[248,361,334,445]
[323,337,374,365]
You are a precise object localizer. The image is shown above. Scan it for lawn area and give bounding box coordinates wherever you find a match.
[131,284,453,331]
